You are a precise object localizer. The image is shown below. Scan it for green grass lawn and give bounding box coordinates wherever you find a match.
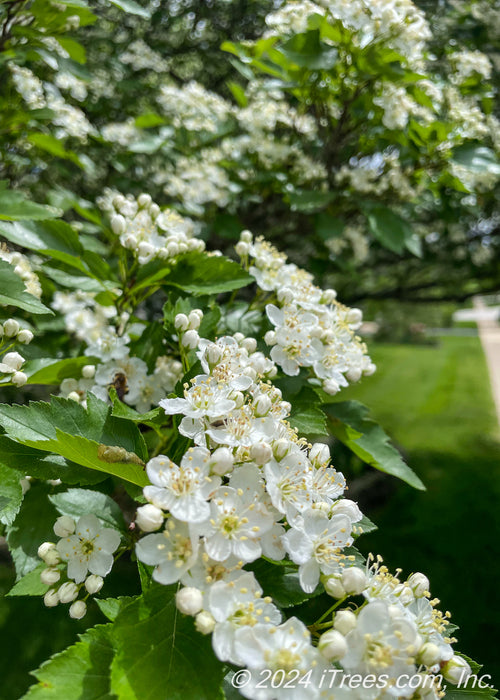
[341,337,500,685]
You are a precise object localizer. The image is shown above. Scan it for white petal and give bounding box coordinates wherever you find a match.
[299,559,320,593]
[159,397,188,414]
[89,550,114,577]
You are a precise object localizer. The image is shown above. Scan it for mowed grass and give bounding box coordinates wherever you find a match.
[341,336,500,684]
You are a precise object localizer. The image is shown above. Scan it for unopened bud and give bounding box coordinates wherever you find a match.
[442,656,472,685]
[264,330,277,346]
[309,442,330,465]
[54,515,76,538]
[334,609,357,635]
[188,310,202,330]
[3,319,20,337]
[85,574,104,594]
[82,364,96,379]
[254,394,272,417]
[174,313,189,332]
[17,329,34,344]
[182,330,199,349]
[241,337,257,353]
[2,352,24,370]
[138,193,152,208]
[240,230,253,244]
[341,567,367,595]
[12,371,27,387]
[210,447,234,476]
[44,590,59,607]
[176,587,203,616]
[273,438,289,461]
[407,572,429,598]
[323,379,339,396]
[58,581,79,603]
[135,504,164,532]
[347,308,363,325]
[418,642,442,666]
[325,576,346,599]
[111,214,126,235]
[41,568,61,585]
[250,442,273,466]
[346,368,362,383]
[235,241,249,256]
[195,610,216,634]
[318,629,347,661]
[69,600,87,619]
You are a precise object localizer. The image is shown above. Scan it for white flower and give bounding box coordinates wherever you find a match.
[341,600,421,694]
[56,514,121,583]
[143,448,220,523]
[160,376,236,420]
[203,486,273,562]
[234,617,323,699]
[135,518,199,584]
[208,572,281,665]
[282,511,353,592]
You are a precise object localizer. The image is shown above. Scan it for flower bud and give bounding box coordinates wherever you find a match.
[53,515,76,538]
[41,568,61,585]
[241,337,257,353]
[235,241,249,256]
[174,313,189,331]
[273,438,289,461]
[330,499,362,522]
[38,542,56,561]
[195,610,216,634]
[347,308,363,325]
[123,233,137,249]
[364,363,377,377]
[3,319,20,337]
[69,600,87,619]
[324,576,346,599]
[188,310,202,330]
[318,629,347,661]
[233,332,244,343]
[341,567,367,595]
[309,442,330,466]
[346,368,362,383]
[44,590,59,607]
[254,394,272,417]
[138,193,152,208]
[240,230,253,244]
[442,656,472,685]
[334,609,357,635]
[58,582,79,603]
[323,379,339,396]
[418,642,442,666]
[250,442,273,466]
[111,214,126,235]
[176,587,203,616]
[407,572,429,598]
[20,477,31,494]
[231,391,245,409]
[82,364,96,379]
[264,330,277,346]
[322,289,337,304]
[85,574,104,594]
[149,203,160,218]
[136,504,164,532]
[67,391,80,402]
[17,329,34,344]
[182,330,199,349]
[206,344,223,367]
[2,352,24,371]
[277,287,294,304]
[38,542,61,566]
[210,447,234,476]
[12,371,27,387]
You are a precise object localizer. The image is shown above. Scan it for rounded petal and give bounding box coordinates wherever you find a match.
[89,550,114,577]
[67,557,89,584]
[96,527,121,554]
[75,514,100,539]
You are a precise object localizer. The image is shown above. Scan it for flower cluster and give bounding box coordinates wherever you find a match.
[131,328,468,699]
[0,318,34,387]
[0,244,42,298]
[236,231,375,393]
[39,514,121,619]
[106,192,205,264]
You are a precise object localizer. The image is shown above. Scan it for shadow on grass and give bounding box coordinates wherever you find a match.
[359,445,500,688]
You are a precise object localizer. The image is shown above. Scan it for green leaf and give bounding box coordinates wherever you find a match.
[249,559,322,608]
[288,190,335,213]
[96,596,137,622]
[109,0,151,18]
[0,186,61,221]
[6,483,59,579]
[323,401,425,490]
[280,30,337,70]
[25,357,97,385]
[110,387,161,424]
[288,388,328,436]
[134,113,166,128]
[28,134,84,168]
[0,462,24,525]
[7,562,49,597]
[365,206,417,255]
[0,436,107,485]
[22,624,115,699]
[0,219,82,256]
[49,488,126,531]
[56,37,86,63]
[0,260,53,314]
[452,145,500,176]
[0,396,148,486]
[110,586,224,700]
[134,252,253,295]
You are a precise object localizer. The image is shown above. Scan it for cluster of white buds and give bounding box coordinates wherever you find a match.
[37,514,120,619]
[0,319,34,386]
[175,308,203,349]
